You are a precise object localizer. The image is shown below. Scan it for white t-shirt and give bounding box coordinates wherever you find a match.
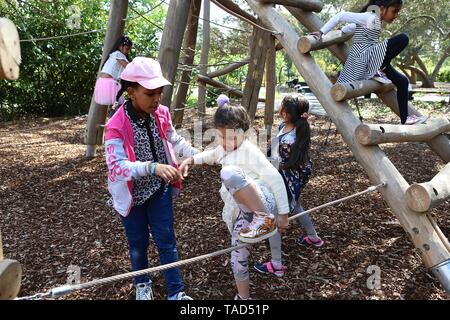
[100,50,128,80]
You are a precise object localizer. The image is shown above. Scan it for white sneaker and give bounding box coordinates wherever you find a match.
[238,211,277,243]
[405,115,428,125]
[136,281,153,300]
[168,291,193,300]
[372,70,392,84]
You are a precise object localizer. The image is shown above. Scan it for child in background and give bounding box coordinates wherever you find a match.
[105,57,199,300]
[179,104,290,300]
[311,0,427,125]
[94,36,132,108]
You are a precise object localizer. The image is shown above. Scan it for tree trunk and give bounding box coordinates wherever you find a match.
[158,0,192,108]
[173,0,201,128]
[431,46,450,83]
[400,64,434,88]
[413,54,434,88]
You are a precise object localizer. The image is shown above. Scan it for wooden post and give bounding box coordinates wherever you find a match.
[298,30,354,54]
[331,80,394,102]
[213,0,258,24]
[158,0,192,109]
[265,35,276,133]
[207,61,249,78]
[406,163,450,212]
[197,75,265,102]
[173,0,201,128]
[242,20,271,121]
[0,18,20,80]
[260,0,323,12]
[285,5,450,163]
[197,0,211,121]
[355,118,450,146]
[85,0,128,158]
[244,0,450,291]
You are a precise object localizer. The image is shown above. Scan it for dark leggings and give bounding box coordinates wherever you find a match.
[381,33,410,124]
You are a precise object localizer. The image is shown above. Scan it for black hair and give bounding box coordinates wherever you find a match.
[360,0,403,12]
[101,35,133,68]
[116,79,140,102]
[280,95,311,169]
[214,104,250,132]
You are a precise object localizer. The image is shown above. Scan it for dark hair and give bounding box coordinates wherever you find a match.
[214,105,250,132]
[116,79,140,102]
[280,95,310,169]
[102,36,133,68]
[360,0,403,12]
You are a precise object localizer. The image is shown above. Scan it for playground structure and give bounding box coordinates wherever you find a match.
[84,0,450,295]
[1,0,449,299]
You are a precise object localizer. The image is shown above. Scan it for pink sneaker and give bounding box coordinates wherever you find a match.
[254,261,286,277]
[405,115,428,125]
[372,70,392,84]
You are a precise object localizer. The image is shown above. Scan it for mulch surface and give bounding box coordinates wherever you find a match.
[1,103,449,300]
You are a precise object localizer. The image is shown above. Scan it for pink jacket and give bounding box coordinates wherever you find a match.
[104,103,198,216]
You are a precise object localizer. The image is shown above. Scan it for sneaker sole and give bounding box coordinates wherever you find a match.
[237,227,278,244]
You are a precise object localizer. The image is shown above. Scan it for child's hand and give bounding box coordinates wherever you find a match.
[179,157,193,179]
[309,31,323,40]
[277,214,289,234]
[154,163,182,184]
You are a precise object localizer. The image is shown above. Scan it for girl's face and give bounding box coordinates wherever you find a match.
[280,108,290,123]
[128,85,163,116]
[119,44,132,55]
[217,127,245,151]
[380,4,402,23]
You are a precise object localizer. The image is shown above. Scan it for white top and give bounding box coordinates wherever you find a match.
[320,11,379,35]
[193,139,290,232]
[100,50,128,80]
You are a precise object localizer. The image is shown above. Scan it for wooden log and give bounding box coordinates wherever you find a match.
[331,80,395,102]
[298,29,353,53]
[356,118,450,146]
[260,0,323,13]
[173,0,201,127]
[406,163,450,212]
[213,0,258,24]
[158,0,191,108]
[243,20,271,121]
[197,0,210,119]
[0,259,22,300]
[285,5,450,163]
[245,0,450,279]
[0,18,21,80]
[197,74,265,102]
[207,60,249,79]
[265,35,276,127]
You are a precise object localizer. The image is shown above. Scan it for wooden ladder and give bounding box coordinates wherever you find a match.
[245,0,450,294]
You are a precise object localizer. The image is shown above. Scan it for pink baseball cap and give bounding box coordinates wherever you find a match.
[121,57,171,90]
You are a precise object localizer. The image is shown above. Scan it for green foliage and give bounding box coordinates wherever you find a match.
[437,67,450,82]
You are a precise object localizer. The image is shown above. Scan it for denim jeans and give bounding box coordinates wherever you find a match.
[120,186,184,296]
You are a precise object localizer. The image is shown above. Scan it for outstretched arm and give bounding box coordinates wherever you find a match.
[319,11,376,35]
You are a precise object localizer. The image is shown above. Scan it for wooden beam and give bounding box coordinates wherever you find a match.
[406,163,450,212]
[298,29,353,54]
[0,18,20,80]
[207,60,249,79]
[356,118,450,146]
[0,259,22,300]
[331,80,395,102]
[243,21,271,121]
[213,0,258,24]
[85,0,128,158]
[265,35,276,128]
[173,0,201,128]
[158,0,192,108]
[285,5,450,163]
[197,74,265,101]
[244,0,450,279]
[260,0,323,12]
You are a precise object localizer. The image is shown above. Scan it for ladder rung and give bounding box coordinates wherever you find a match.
[298,29,353,54]
[331,80,394,102]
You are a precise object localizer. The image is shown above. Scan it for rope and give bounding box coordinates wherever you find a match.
[19,29,105,43]
[14,183,385,300]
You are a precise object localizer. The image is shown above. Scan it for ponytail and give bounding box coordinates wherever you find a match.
[360,0,403,12]
[279,96,311,170]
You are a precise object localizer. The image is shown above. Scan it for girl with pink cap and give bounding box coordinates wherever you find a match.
[104,57,199,300]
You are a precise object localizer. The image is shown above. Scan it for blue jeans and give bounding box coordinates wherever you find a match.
[120,186,184,296]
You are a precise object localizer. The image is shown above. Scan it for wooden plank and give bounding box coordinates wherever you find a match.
[85,0,128,158]
[245,0,450,277]
[406,163,450,212]
[260,0,323,12]
[298,29,353,53]
[173,0,201,127]
[242,21,271,121]
[331,80,395,102]
[0,18,21,80]
[356,118,450,146]
[0,259,22,300]
[158,0,192,108]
